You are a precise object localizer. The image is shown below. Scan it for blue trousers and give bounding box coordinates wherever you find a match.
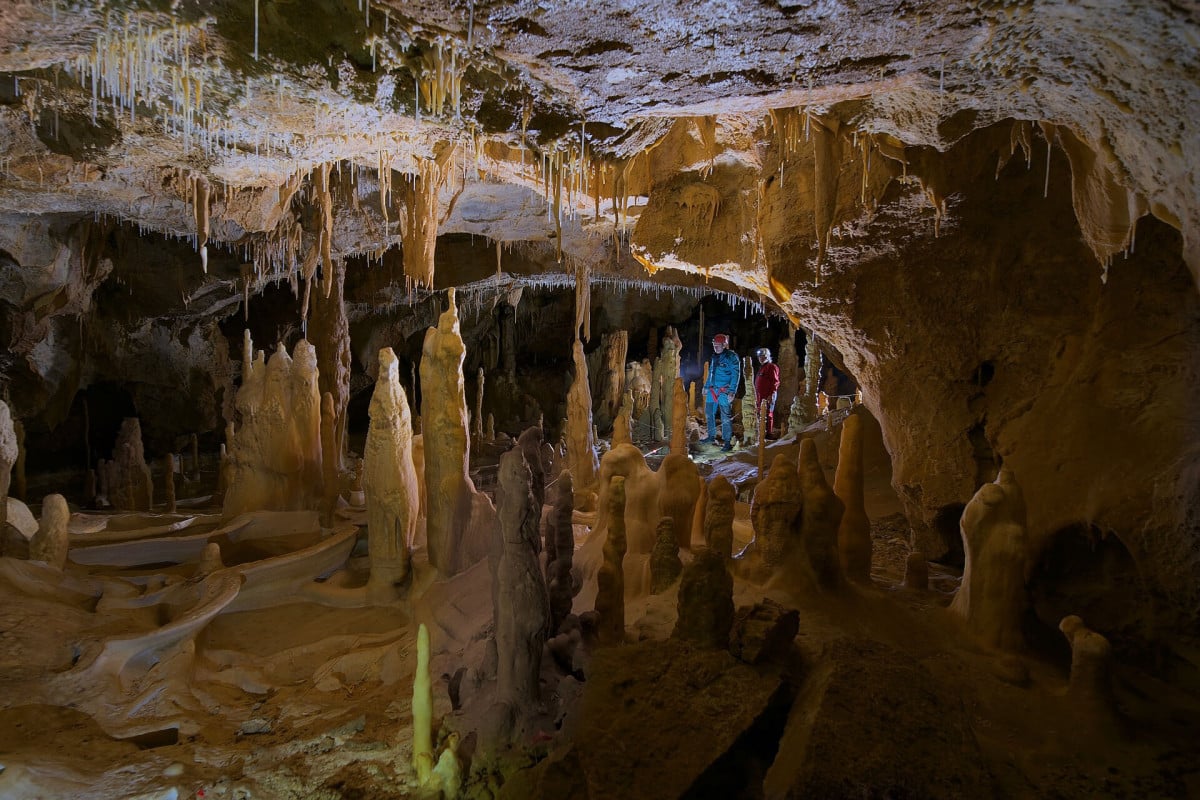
[705,390,733,443]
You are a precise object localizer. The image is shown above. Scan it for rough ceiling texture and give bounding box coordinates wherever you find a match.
[0,1,1198,622]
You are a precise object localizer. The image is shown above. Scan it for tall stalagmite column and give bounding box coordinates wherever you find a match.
[777,332,800,422]
[596,475,627,645]
[593,330,628,433]
[493,448,550,710]
[834,413,872,582]
[364,348,420,598]
[420,289,486,576]
[670,377,688,454]
[0,401,16,538]
[566,338,599,504]
[310,254,351,469]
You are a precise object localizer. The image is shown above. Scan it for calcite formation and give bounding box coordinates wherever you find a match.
[566,339,600,504]
[223,338,323,520]
[798,439,844,591]
[595,475,628,645]
[421,290,493,577]
[104,418,154,513]
[1059,615,1122,734]
[493,447,550,711]
[703,476,736,560]
[546,471,576,635]
[673,548,734,649]
[748,455,803,571]
[649,517,683,594]
[834,414,872,582]
[28,493,69,570]
[363,348,421,598]
[950,470,1032,652]
[0,401,16,536]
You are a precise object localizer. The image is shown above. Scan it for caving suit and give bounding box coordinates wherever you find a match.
[704,348,741,444]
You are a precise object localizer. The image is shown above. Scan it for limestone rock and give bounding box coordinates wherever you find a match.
[730,599,800,665]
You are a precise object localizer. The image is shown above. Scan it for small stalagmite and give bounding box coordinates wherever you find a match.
[673,548,734,648]
[29,493,69,570]
[547,472,575,634]
[741,356,757,448]
[612,390,634,447]
[493,448,550,710]
[566,339,599,503]
[412,623,434,784]
[196,542,224,578]
[0,400,16,537]
[670,377,688,455]
[834,414,872,582]
[1059,615,1122,733]
[650,516,683,593]
[798,438,844,590]
[189,433,200,481]
[473,367,486,442]
[320,392,339,528]
[363,348,420,599]
[690,479,708,551]
[749,454,803,570]
[704,475,736,559]
[595,475,627,645]
[163,453,176,513]
[950,469,1031,651]
[904,551,929,590]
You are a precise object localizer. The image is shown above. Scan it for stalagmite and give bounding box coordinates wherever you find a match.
[704,475,736,559]
[593,331,628,433]
[659,452,701,551]
[749,454,803,572]
[691,479,708,551]
[320,392,339,528]
[798,438,843,590]
[189,433,200,481]
[486,414,496,442]
[776,333,800,421]
[741,356,757,448]
[673,548,733,648]
[802,332,821,424]
[547,472,575,634]
[163,453,176,513]
[649,328,682,435]
[1060,615,1122,733]
[904,552,929,590]
[493,447,550,710]
[196,542,224,579]
[517,426,546,509]
[0,401,15,538]
[834,414,872,582]
[412,623,434,784]
[626,360,652,423]
[29,493,69,570]
[473,367,486,442]
[650,516,682,593]
[364,348,420,598]
[950,469,1031,651]
[595,475,627,645]
[670,377,688,454]
[105,418,153,512]
[223,339,323,520]
[612,390,634,447]
[566,339,599,505]
[421,290,493,577]
[310,252,351,470]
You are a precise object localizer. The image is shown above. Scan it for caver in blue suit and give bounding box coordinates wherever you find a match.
[702,334,740,450]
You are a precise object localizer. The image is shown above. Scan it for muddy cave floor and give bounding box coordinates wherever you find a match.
[2,430,1200,799]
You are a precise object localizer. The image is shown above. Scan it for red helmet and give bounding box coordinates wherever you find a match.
[712,334,729,346]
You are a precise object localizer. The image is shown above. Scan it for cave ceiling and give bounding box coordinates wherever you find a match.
[1,0,1197,317]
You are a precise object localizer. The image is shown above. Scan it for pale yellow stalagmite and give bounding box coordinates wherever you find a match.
[310,251,351,469]
[777,332,800,418]
[950,469,1032,651]
[741,356,757,448]
[650,328,682,435]
[834,414,872,582]
[363,348,420,599]
[412,622,434,784]
[593,331,628,432]
[566,338,599,504]
[421,289,494,576]
[104,419,153,512]
[612,390,633,447]
[29,493,69,570]
[473,367,485,442]
[223,337,324,520]
[670,377,688,454]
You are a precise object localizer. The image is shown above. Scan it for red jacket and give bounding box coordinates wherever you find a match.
[755,362,780,401]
